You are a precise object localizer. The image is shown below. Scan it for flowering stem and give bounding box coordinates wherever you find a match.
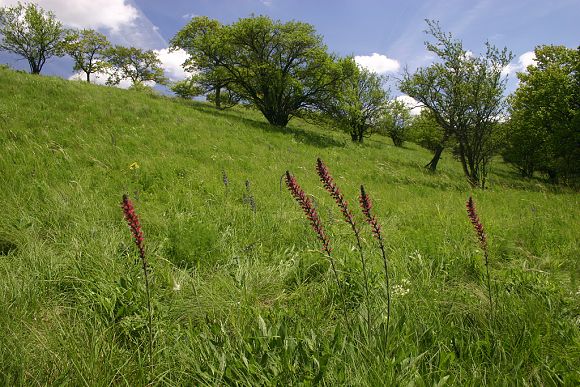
[121,194,153,374]
[466,196,493,326]
[360,185,390,343]
[284,171,350,328]
[316,158,371,336]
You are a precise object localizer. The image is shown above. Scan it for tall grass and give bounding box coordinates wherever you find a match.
[1,67,579,385]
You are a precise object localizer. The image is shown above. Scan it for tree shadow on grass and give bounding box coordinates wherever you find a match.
[185,102,346,148]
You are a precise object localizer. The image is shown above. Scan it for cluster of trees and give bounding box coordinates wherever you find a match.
[2,4,577,187]
[503,45,579,183]
[0,2,166,86]
[170,15,416,145]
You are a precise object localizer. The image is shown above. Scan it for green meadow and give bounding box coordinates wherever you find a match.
[1,67,578,385]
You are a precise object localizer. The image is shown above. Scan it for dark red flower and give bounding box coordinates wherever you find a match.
[466,196,487,250]
[316,158,356,232]
[359,185,383,242]
[285,171,331,255]
[122,194,146,260]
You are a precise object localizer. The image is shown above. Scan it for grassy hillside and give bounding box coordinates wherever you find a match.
[1,67,579,385]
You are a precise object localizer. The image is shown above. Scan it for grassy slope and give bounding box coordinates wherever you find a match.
[0,67,578,385]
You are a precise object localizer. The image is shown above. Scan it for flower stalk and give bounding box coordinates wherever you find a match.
[359,185,390,341]
[121,194,153,373]
[466,196,493,324]
[316,158,371,335]
[285,171,349,326]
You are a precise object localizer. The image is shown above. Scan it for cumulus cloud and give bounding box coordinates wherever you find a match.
[68,47,190,87]
[154,48,190,81]
[68,71,134,89]
[502,51,537,76]
[0,0,139,32]
[395,95,423,116]
[0,0,166,49]
[354,53,400,74]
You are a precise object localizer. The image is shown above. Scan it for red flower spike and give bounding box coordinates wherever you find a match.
[466,196,487,250]
[316,158,357,232]
[285,171,332,255]
[122,194,146,260]
[359,185,383,242]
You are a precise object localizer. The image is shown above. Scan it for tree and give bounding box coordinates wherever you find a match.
[64,29,110,83]
[401,20,512,187]
[0,2,66,74]
[326,58,389,142]
[170,16,234,109]
[104,45,167,87]
[382,99,412,147]
[172,15,346,127]
[171,77,204,99]
[505,45,579,183]
[407,109,448,152]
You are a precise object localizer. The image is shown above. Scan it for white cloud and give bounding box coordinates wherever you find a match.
[182,13,198,19]
[0,0,166,49]
[69,71,133,88]
[395,95,423,116]
[0,0,139,32]
[354,53,400,74]
[154,48,191,81]
[518,51,537,69]
[502,51,537,76]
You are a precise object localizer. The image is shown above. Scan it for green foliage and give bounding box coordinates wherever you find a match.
[63,29,110,83]
[505,45,580,183]
[0,2,66,74]
[104,45,167,87]
[0,66,579,385]
[170,77,204,99]
[327,58,389,143]
[169,17,237,109]
[408,109,446,151]
[401,20,513,187]
[172,15,346,126]
[382,99,412,147]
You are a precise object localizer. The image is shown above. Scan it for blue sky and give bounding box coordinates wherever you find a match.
[1,0,578,96]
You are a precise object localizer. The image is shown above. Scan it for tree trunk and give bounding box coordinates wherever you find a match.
[425,131,451,172]
[215,86,222,109]
[264,110,290,127]
[425,145,444,171]
[86,72,91,83]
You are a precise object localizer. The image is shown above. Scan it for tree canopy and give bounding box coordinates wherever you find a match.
[505,45,579,182]
[64,29,110,83]
[172,15,347,127]
[401,20,512,187]
[0,2,66,74]
[326,58,389,142]
[382,99,412,147]
[105,46,167,87]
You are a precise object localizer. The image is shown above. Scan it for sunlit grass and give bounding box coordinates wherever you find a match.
[1,67,579,385]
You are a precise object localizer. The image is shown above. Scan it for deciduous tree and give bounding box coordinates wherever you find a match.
[401,20,512,187]
[172,15,346,126]
[105,45,167,87]
[327,58,389,143]
[505,45,579,183]
[0,2,66,74]
[382,99,412,147]
[64,29,110,83]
